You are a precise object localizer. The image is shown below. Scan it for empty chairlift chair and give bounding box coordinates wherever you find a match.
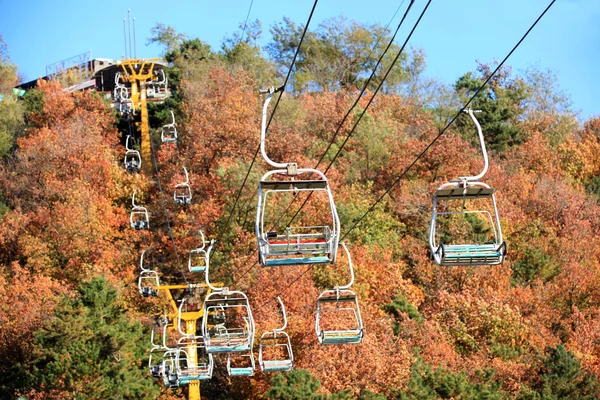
[256,87,340,267]
[124,135,141,173]
[175,298,214,381]
[161,110,178,143]
[174,167,192,206]
[201,247,255,353]
[138,250,159,297]
[316,243,364,345]
[188,230,213,273]
[259,297,293,372]
[429,109,507,266]
[227,351,256,377]
[130,190,150,230]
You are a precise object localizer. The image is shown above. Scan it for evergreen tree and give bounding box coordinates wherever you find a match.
[25,277,159,399]
[397,358,507,399]
[454,63,528,152]
[266,370,325,400]
[519,344,600,399]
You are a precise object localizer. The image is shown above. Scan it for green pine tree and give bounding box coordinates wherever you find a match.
[519,344,600,400]
[26,277,159,399]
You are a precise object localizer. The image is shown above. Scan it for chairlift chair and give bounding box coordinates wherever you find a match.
[258,297,293,372]
[161,110,178,143]
[124,135,141,173]
[113,72,133,114]
[188,231,213,273]
[138,250,159,297]
[315,243,364,345]
[256,87,340,267]
[148,317,169,378]
[161,349,180,387]
[175,345,214,383]
[174,167,192,205]
[227,351,256,377]
[429,109,507,266]
[130,190,150,230]
[175,336,214,382]
[201,248,255,353]
[146,69,168,100]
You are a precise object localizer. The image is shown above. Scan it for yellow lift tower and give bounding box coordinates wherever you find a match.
[116,58,169,175]
[157,283,218,400]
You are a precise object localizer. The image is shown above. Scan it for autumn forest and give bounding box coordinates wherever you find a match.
[0,12,599,400]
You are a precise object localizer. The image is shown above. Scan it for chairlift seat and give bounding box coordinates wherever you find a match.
[228,367,255,377]
[435,242,506,266]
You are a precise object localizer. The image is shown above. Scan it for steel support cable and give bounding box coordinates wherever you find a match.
[231,0,416,283]
[149,132,189,285]
[217,0,320,244]
[267,0,416,232]
[254,0,556,309]
[340,0,556,242]
[284,0,424,229]
[348,0,407,87]
[239,0,255,44]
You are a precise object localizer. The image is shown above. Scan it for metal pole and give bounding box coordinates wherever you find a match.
[133,17,137,58]
[123,18,128,58]
[128,9,133,60]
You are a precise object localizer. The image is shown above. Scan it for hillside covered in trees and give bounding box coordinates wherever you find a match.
[0,14,600,399]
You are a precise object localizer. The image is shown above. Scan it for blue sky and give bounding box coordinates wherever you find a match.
[1,0,598,119]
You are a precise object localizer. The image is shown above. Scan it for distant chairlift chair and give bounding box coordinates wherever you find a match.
[315,243,364,345]
[201,245,255,355]
[146,69,168,100]
[429,109,507,266]
[256,87,340,267]
[124,135,141,173]
[258,296,294,372]
[138,250,159,297]
[113,72,133,114]
[161,110,178,143]
[175,299,215,382]
[148,316,169,378]
[188,230,213,273]
[130,190,149,230]
[174,167,192,206]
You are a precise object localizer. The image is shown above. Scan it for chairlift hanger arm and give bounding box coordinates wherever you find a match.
[203,239,220,291]
[260,88,295,171]
[334,243,355,291]
[459,109,489,182]
[273,296,288,333]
